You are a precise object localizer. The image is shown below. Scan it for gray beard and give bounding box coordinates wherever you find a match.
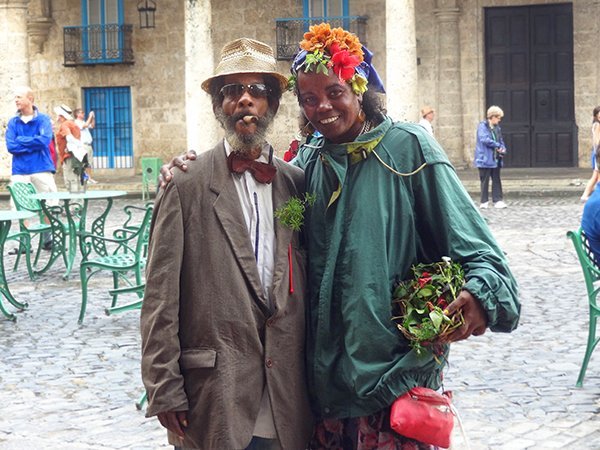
[214,107,275,155]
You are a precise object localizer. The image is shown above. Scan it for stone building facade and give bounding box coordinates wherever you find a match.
[1,0,598,180]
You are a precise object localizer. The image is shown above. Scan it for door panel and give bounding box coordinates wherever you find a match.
[485,4,575,167]
[83,87,132,169]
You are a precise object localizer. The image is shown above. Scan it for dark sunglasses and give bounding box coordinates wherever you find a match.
[219,83,272,100]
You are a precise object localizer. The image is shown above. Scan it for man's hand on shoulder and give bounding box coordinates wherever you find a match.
[159,150,198,188]
[157,410,188,441]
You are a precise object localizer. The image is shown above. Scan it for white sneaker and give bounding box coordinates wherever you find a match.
[494,201,507,209]
[479,202,489,209]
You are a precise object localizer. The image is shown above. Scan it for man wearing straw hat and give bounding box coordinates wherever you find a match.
[54,104,86,193]
[141,38,313,450]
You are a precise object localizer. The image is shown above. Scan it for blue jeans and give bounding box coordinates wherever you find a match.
[175,436,280,450]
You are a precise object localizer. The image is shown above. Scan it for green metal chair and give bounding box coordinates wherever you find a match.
[8,182,77,278]
[567,228,600,387]
[105,282,145,316]
[78,204,153,324]
[7,182,55,277]
[104,281,148,410]
[141,157,163,201]
[4,229,34,283]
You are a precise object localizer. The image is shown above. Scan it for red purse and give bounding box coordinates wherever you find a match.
[389,387,455,448]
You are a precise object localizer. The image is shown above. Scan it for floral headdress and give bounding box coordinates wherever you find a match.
[289,23,385,95]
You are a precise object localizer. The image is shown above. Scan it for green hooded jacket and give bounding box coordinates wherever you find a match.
[294,117,520,419]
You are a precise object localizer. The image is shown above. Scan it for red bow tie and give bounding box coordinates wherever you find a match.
[227,152,277,184]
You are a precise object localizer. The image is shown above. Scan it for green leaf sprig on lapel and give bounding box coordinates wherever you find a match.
[274,193,316,231]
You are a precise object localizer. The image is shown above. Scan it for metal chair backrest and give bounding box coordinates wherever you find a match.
[567,228,600,387]
[8,182,45,221]
[567,228,600,307]
[8,182,41,212]
[135,205,154,259]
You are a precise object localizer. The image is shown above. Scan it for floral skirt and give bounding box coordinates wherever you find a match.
[309,408,436,450]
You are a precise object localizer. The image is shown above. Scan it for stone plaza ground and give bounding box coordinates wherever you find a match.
[0,193,599,449]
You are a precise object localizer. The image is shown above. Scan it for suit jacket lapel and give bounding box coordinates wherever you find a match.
[210,142,270,314]
[270,158,295,309]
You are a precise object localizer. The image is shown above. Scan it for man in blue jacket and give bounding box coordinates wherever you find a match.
[5,86,56,252]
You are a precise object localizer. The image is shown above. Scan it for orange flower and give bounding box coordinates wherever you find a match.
[300,23,364,62]
[300,23,333,52]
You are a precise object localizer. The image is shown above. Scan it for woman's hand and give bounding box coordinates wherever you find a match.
[442,290,488,343]
[159,150,198,188]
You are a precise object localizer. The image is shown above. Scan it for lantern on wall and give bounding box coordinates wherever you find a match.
[137,0,157,29]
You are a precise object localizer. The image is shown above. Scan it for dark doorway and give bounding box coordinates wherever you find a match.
[485,4,576,167]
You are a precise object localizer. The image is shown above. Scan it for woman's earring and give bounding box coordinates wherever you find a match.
[301,121,316,136]
[358,108,366,123]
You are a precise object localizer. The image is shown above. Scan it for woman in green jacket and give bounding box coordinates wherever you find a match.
[289,24,520,449]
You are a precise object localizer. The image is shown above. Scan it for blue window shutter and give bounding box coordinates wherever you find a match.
[84,86,132,169]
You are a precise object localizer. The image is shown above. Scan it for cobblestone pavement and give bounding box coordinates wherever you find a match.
[0,196,599,449]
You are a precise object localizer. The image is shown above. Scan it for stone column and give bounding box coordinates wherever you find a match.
[434,0,464,164]
[185,0,218,153]
[0,0,31,179]
[385,0,418,122]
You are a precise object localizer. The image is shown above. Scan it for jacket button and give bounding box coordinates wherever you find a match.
[265,358,273,368]
[324,407,331,414]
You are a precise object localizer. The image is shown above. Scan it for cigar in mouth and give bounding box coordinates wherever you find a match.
[242,115,258,124]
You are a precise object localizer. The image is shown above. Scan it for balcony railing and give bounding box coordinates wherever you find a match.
[63,24,134,67]
[275,16,368,60]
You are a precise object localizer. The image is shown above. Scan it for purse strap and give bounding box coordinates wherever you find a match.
[449,402,471,450]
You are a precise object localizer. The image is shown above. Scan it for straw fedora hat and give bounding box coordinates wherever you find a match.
[420,106,434,117]
[201,38,288,93]
[54,104,73,121]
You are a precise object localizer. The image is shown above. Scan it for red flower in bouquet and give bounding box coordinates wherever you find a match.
[417,272,432,288]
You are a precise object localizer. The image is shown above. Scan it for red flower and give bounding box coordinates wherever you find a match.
[330,42,361,82]
[437,297,448,310]
[417,272,432,288]
[283,139,299,162]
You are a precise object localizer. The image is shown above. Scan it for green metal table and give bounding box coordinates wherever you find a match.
[0,210,36,321]
[31,190,127,280]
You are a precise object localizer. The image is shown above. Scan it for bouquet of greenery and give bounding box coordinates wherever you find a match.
[392,257,465,358]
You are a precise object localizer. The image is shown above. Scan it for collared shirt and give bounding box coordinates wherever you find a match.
[224,139,275,306]
[224,138,277,439]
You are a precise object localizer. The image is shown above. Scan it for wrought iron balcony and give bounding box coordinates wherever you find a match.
[275,16,368,60]
[63,24,134,67]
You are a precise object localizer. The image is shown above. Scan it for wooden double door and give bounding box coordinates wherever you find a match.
[485,4,576,167]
